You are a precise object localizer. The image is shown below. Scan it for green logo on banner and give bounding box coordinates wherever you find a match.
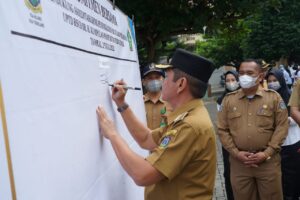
[127,30,133,51]
[25,0,42,13]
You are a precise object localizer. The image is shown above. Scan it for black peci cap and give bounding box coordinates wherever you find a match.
[156,48,214,84]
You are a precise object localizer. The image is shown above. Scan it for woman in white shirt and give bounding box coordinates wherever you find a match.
[266,69,300,200]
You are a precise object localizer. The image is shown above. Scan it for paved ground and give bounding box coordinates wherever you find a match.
[204,99,227,200]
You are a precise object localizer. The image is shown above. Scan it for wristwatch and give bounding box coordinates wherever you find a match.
[264,152,271,161]
[117,103,129,113]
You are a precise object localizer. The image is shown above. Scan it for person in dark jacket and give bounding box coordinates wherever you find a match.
[266,69,300,200]
[217,70,240,200]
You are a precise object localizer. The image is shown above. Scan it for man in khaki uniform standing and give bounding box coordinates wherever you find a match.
[96,48,216,200]
[142,63,168,129]
[218,59,288,200]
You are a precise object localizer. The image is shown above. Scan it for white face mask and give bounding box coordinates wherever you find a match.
[239,75,258,89]
[145,80,162,92]
[268,81,281,91]
[226,81,239,91]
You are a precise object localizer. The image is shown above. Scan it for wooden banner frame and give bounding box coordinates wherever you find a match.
[0,82,17,200]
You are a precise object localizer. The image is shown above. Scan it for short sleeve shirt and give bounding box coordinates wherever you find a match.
[217,87,288,157]
[145,99,216,200]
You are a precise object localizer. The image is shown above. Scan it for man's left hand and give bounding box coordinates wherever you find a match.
[96,106,118,139]
[244,152,267,166]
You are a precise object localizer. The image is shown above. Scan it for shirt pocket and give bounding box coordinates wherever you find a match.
[256,110,274,130]
[228,112,242,130]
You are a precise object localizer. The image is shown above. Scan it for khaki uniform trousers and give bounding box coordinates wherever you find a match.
[230,154,283,200]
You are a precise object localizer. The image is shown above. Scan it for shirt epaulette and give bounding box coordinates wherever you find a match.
[173,111,189,124]
[225,90,238,96]
[263,88,277,93]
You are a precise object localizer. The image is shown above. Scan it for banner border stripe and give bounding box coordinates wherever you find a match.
[11,31,138,63]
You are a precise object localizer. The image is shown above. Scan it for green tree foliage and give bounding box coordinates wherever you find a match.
[243,0,300,62]
[195,0,300,67]
[116,0,260,64]
[195,20,249,67]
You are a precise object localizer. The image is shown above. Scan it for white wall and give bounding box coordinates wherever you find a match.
[0,1,146,199]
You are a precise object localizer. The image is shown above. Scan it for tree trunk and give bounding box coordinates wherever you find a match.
[147,38,156,62]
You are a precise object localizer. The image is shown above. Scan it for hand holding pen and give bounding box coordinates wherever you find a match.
[109,79,141,107]
[108,84,141,91]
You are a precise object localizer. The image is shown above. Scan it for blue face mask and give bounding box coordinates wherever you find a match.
[268,81,281,91]
[146,80,162,92]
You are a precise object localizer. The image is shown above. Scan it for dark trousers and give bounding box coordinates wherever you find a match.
[281,140,300,200]
[222,147,234,200]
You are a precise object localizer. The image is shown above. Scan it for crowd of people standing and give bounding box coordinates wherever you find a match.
[217,60,300,200]
[96,48,300,200]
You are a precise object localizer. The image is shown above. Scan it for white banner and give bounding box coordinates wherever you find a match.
[0,0,145,200]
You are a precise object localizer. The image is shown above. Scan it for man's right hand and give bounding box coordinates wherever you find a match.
[111,79,127,107]
[236,151,258,168]
[236,151,253,162]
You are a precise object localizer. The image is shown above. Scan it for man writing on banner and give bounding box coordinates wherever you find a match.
[96,48,216,200]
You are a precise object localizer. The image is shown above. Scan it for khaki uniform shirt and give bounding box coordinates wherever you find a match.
[145,99,216,200]
[217,86,289,157]
[144,93,167,130]
[289,79,300,107]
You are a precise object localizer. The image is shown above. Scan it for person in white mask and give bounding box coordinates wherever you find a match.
[216,70,240,200]
[217,70,240,111]
[142,63,169,129]
[218,59,289,200]
[266,69,300,200]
